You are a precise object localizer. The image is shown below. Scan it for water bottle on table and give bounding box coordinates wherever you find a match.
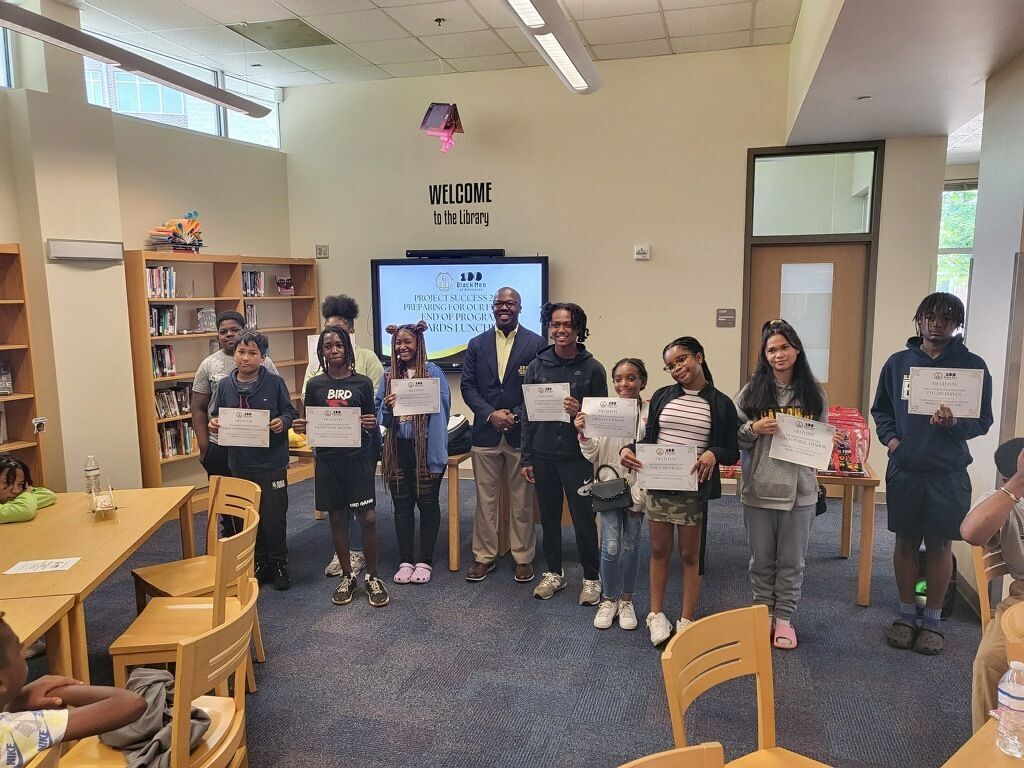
[997,661,1024,757]
[84,455,100,495]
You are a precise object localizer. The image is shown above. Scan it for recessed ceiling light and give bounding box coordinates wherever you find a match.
[856,95,872,101]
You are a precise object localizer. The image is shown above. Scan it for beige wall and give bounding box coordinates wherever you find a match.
[787,0,845,140]
[0,97,20,241]
[945,163,979,182]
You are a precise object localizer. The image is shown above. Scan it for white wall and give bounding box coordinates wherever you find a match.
[787,0,845,139]
[0,97,20,241]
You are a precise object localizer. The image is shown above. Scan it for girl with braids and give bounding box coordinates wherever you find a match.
[574,358,650,630]
[376,321,451,584]
[521,302,607,604]
[872,291,992,655]
[621,337,739,646]
[298,326,388,608]
[0,454,55,523]
[735,320,838,650]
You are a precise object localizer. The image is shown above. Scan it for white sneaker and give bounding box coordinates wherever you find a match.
[618,601,638,631]
[324,553,342,577]
[533,571,567,599]
[594,599,618,629]
[350,550,366,578]
[676,618,694,634]
[579,579,602,606]
[647,612,672,646]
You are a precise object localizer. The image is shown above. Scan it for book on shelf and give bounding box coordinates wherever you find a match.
[242,271,266,298]
[196,307,216,332]
[146,265,176,299]
[0,403,6,443]
[152,345,176,377]
[0,362,11,395]
[149,304,178,336]
[275,276,295,296]
[157,421,197,459]
[244,302,258,329]
[154,384,192,419]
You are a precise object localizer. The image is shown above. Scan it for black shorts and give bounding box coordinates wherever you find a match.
[885,464,972,540]
[200,441,232,478]
[315,453,376,513]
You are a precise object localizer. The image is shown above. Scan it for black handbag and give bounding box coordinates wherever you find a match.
[815,483,828,516]
[589,464,632,514]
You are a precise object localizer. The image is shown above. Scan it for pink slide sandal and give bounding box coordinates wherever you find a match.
[773,621,798,650]
[411,563,433,583]
[393,562,415,584]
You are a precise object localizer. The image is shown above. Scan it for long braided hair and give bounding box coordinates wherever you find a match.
[381,320,431,487]
[316,325,356,376]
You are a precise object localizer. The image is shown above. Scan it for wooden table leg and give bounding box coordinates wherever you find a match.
[178,500,195,559]
[67,600,90,684]
[314,509,327,521]
[46,615,73,678]
[448,467,461,572]
[840,485,854,558]
[857,485,877,607]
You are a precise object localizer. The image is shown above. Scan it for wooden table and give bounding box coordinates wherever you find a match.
[721,463,880,607]
[942,719,1019,766]
[0,595,74,677]
[0,486,194,682]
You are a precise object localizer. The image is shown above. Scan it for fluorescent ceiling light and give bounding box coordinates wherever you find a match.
[0,2,270,117]
[508,0,545,28]
[535,34,586,91]
[501,0,601,95]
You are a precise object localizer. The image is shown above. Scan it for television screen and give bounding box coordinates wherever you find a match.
[371,256,548,371]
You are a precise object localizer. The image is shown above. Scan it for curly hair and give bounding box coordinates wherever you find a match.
[0,454,31,493]
[540,302,589,343]
[914,292,965,331]
[316,325,356,376]
[381,321,431,489]
[321,294,359,324]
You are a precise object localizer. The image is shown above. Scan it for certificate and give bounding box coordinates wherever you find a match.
[522,382,571,423]
[635,444,698,492]
[768,412,835,471]
[908,367,984,418]
[5,557,80,575]
[391,376,441,417]
[218,407,270,447]
[581,397,639,438]
[306,406,361,448]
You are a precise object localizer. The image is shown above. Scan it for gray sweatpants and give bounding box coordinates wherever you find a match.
[742,503,815,621]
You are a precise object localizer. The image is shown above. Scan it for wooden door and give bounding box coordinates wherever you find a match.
[748,243,869,408]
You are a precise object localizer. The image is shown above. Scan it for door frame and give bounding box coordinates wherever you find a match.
[743,140,886,415]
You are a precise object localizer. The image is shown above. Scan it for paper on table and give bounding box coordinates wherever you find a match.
[635,444,698,492]
[522,383,571,423]
[908,367,984,419]
[391,377,442,417]
[5,557,81,575]
[768,412,835,471]
[581,397,639,438]
[217,407,270,448]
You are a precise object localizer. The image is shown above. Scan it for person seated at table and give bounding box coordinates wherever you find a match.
[0,455,55,524]
[961,437,1024,732]
[0,613,146,767]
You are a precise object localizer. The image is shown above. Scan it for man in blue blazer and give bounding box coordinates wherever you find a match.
[461,287,544,583]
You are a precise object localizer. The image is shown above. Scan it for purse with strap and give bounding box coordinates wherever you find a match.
[589,464,632,514]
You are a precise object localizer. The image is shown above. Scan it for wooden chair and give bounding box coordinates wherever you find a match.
[660,605,829,767]
[973,545,1010,633]
[61,580,259,768]
[110,507,259,693]
[1002,601,1024,664]
[131,476,267,674]
[620,742,725,767]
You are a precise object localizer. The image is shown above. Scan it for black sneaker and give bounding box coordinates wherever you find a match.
[255,562,272,586]
[271,562,291,591]
[366,575,390,608]
[332,574,357,605]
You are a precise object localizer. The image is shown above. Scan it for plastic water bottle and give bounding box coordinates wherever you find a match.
[997,661,1024,756]
[84,455,100,496]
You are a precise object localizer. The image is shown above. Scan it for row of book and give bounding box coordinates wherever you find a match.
[244,302,258,329]
[158,421,196,459]
[146,266,177,299]
[155,385,192,419]
[152,345,176,377]
[243,271,266,297]
[150,304,178,336]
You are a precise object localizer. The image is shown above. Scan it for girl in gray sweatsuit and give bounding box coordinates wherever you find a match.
[735,320,831,650]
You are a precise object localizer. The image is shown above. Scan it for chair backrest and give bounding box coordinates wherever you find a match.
[974,545,1010,633]
[619,743,725,768]
[170,579,258,768]
[1002,601,1024,664]
[204,476,262,552]
[661,605,775,751]
[210,507,259,625]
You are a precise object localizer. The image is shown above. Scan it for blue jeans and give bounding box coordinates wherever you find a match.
[599,509,643,598]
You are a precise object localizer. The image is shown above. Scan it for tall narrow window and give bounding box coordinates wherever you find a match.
[0,29,11,88]
[936,181,978,318]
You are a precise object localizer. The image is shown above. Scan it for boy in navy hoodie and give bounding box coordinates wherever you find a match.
[210,330,298,591]
[871,292,992,655]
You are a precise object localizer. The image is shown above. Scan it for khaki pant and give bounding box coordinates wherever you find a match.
[470,437,535,564]
[973,584,1024,732]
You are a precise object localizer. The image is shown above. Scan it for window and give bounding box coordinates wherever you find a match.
[223,77,280,149]
[0,29,11,88]
[936,182,978,310]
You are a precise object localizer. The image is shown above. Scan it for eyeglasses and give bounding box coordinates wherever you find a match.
[492,301,519,309]
[663,353,694,372]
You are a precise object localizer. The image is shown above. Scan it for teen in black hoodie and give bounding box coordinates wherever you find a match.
[871,292,993,655]
[520,303,607,604]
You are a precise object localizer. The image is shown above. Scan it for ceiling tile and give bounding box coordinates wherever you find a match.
[516,50,545,66]
[277,43,367,68]
[345,37,436,63]
[181,0,293,24]
[277,0,374,13]
[466,0,516,27]
[448,52,523,71]
[157,26,267,55]
[318,64,391,82]
[495,27,533,52]
[379,60,457,77]
[84,0,219,31]
[563,0,660,20]
[751,25,791,45]
[258,70,329,86]
[229,19,335,49]
[591,38,670,60]
[385,1,487,36]
[670,29,750,53]
[577,12,665,45]
[211,50,307,75]
[372,0,443,6]
[305,10,408,42]
[662,0,745,8]
[113,31,204,60]
[79,6,145,36]
[664,2,752,37]
[754,0,800,29]
[421,29,509,57]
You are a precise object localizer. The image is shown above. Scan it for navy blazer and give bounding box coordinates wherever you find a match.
[461,325,545,448]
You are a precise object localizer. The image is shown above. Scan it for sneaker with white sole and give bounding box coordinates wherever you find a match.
[579,579,602,606]
[332,574,357,605]
[676,617,694,634]
[350,550,365,578]
[594,599,618,629]
[647,612,672,646]
[533,571,567,599]
[324,553,342,577]
[618,601,638,630]
[366,575,390,608]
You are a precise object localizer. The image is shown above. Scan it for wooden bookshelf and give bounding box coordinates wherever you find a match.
[0,245,45,485]
[124,250,318,489]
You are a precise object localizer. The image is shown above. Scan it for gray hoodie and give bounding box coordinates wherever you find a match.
[734,379,828,511]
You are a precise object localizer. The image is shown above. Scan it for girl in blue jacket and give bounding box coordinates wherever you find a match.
[377,321,451,584]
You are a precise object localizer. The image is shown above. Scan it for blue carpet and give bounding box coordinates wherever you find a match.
[56,478,978,767]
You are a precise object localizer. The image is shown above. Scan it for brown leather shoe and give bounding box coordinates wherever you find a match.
[466,561,496,582]
[515,562,535,583]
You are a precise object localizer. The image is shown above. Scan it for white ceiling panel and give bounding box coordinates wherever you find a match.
[211,50,307,75]
[751,25,792,45]
[448,52,523,71]
[257,70,329,86]
[83,0,219,31]
[665,2,752,37]
[591,38,670,60]
[305,10,408,42]
[421,29,509,57]
[516,49,545,66]
[181,0,294,25]
[156,26,267,55]
[346,36,436,63]
[318,64,391,81]
[466,0,516,27]
[372,0,443,6]
[276,0,374,14]
[753,0,799,29]
[114,31,205,60]
[662,0,745,9]
[671,30,750,53]
[277,43,367,68]
[378,59,457,77]
[79,6,144,36]
[578,12,665,45]
[563,0,660,20]
[494,27,533,52]
[385,1,487,36]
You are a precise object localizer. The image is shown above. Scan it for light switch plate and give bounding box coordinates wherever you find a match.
[634,244,650,261]
[315,244,330,259]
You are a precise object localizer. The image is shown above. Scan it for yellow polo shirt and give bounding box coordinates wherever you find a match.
[495,325,519,381]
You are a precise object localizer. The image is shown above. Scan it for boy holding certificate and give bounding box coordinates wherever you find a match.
[871,292,993,655]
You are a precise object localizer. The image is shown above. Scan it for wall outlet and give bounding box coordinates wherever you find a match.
[315,244,330,259]
[634,244,650,261]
